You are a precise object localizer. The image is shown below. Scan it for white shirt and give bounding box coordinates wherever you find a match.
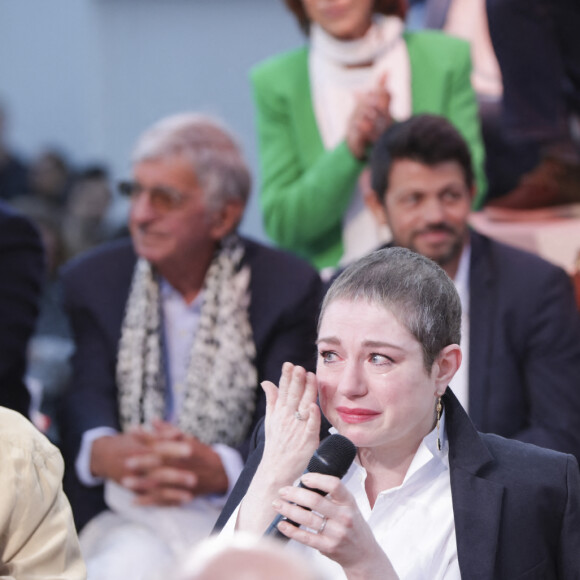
[222,414,460,579]
[448,244,471,411]
[160,279,202,420]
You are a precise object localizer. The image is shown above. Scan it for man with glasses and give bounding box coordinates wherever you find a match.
[58,113,322,579]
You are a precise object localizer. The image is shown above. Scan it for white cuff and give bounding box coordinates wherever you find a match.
[75,426,118,486]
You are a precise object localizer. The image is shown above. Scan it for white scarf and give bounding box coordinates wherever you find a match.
[309,15,412,266]
[116,234,257,446]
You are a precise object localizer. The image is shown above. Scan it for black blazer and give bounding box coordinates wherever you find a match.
[215,389,580,579]
[58,236,323,530]
[466,229,580,459]
[0,202,44,416]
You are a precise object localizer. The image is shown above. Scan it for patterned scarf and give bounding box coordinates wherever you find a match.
[116,235,257,446]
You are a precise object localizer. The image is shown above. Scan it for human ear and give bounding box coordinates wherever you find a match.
[432,344,462,394]
[209,200,245,240]
[363,185,388,226]
[469,184,477,205]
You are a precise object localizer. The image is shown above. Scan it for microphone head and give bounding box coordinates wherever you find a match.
[307,434,357,479]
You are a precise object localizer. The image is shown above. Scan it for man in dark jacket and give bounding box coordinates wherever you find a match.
[364,114,580,460]
[0,201,44,416]
[58,113,322,579]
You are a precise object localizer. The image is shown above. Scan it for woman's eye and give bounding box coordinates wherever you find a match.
[319,350,338,363]
[370,353,391,365]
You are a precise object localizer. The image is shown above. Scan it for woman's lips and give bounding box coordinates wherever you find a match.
[336,407,380,424]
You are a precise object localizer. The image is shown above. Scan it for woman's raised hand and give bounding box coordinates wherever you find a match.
[235,362,321,535]
[346,73,393,161]
[261,362,321,479]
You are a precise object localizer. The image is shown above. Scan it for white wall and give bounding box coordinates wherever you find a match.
[0,0,304,240]
[0,0,99,162]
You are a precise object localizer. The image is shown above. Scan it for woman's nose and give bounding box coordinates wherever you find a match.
[336,361,368,398]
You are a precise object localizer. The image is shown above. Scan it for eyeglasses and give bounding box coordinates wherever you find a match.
[118,180,186,213]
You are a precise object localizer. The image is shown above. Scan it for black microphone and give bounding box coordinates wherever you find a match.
[264,433,357,541]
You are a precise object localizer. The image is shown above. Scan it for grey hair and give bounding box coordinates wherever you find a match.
[321,247,461,371]
[173,532,328,580]
[131,112,251,213]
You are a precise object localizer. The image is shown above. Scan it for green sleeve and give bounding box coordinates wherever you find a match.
[444,40,487,208]
[252,60,365,269]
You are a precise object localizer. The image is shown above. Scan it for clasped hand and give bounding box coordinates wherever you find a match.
[346,72,392,161]
[90,420,228,506]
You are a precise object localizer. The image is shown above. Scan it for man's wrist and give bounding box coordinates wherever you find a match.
[90,435,115,478]
[76,426,118,486]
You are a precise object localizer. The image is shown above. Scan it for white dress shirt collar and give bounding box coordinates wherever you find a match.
[448,242,471,411]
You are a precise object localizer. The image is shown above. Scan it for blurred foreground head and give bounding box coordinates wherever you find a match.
[174,533,328,580]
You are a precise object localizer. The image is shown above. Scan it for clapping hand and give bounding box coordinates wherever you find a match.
[346,73,392,161]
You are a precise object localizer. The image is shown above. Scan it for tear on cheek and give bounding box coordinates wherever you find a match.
[317,384,329,407]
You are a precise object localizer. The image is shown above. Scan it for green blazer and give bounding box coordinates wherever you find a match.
[251,30,487,270]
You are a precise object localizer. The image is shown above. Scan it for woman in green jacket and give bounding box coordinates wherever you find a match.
[252,0,486,271]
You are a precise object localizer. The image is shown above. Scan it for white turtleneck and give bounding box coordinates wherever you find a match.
[309,15,412,266]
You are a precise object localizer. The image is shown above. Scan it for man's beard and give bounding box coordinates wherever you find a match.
[408,224,465,267]
[429,236,464,267]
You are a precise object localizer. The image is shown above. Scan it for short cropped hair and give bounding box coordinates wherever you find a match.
[370,114,474,202]
[320,247,461,371]
[284,0,407,34]
[132,113,251,213]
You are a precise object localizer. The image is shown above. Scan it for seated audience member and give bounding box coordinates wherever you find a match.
[406,0,501,101]
[172,533,328,580]
[217,247,580,578]
[0,406,86,578]
[253,0,486,272]
[0,200,44,416]
[485,0,580,208]
[58,113,322,579]
[0,103,28,201]
[62,166,112,260]
[26,149,72,209]
[405,0,507,201]
[364,114,580,459]
[15,205,73,437]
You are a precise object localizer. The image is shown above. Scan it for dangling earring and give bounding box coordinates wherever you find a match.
[436,396,443,451]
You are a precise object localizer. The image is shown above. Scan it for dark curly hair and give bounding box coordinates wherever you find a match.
[283,0,407,35]
[370,114,474,203]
